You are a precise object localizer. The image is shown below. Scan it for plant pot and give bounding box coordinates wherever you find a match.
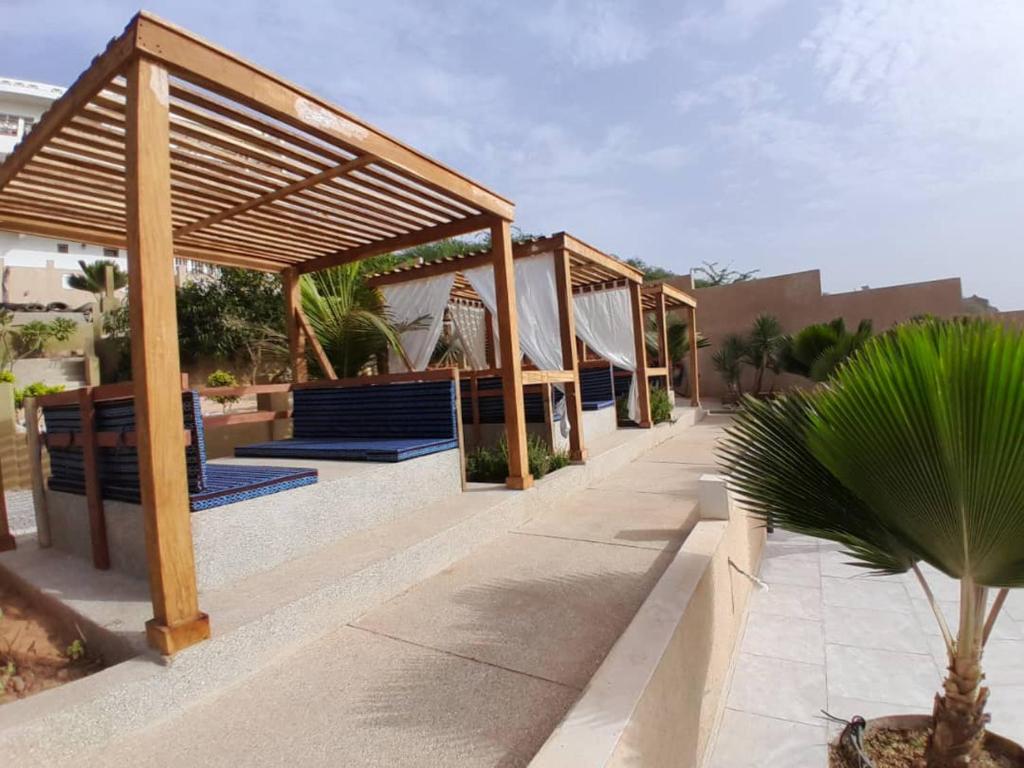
[836,714,1024,766]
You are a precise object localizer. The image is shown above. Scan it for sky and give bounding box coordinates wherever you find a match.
[3,0,1023,309]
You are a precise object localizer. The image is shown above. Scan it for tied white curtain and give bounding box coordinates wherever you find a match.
[573,287,640,422]
[380,273,455,372]
[448,301,487,370]
[464,254,570,435]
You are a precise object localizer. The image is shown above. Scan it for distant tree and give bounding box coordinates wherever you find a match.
[624,257,676,282]
[744,313,785,395]
[692,261,759,288]
[778,318,873,382]
[67,259,128,299]
[393,227,538,269]
[712,334,747,398]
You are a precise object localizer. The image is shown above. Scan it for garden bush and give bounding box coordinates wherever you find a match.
[466,434,569,483]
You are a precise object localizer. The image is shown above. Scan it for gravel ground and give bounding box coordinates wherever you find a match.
[5,491,36,535]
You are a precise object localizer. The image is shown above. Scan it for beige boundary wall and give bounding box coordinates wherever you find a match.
[530,476,765,768]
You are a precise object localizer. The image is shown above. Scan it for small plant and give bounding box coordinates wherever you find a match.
[206,370,240,413]
[466,434,569,483]
[649,386,673,424]
[65,639,85,661]
[14,321,54,358]
[14,382,65,409]
[0,371,14,384]
[48,316,78,344]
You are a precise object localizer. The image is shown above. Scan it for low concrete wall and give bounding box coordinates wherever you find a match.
[529,476,765,768]
[44,448,464,591]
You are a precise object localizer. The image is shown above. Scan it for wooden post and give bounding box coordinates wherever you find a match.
[23,397,50,548]
[283,267,307,383]
[483,309,496,368]
[553,248,586,462]
[654,292,672,393]
[688,306,701,408]
[490,218,532,489]
[0,452,14,552]
[126,56,209,655]
[79,388,110,569]
[453,374,467,491]
[470,374,482,446]
[628,281,653,428]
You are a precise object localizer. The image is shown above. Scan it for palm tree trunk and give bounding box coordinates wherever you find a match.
[926,579,990,767]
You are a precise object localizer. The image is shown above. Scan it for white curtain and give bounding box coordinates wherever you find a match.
[573,287,640,422]
[464,254,570,434]
[380,273,455,371]
[448,301,487,369]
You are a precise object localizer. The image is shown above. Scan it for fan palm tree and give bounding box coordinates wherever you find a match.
[67,259,128,300]
[744,313,784,394]
[712,333,747,398]
[299,263,412,378]
[778,317,873,382]
[720,319,1024,766]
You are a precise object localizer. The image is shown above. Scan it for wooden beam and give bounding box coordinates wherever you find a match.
[125,56,209,656]
[295,306,337,380]
[554,248,586,463]
[297,212,492,275]
[282,268,307,383]
[628,281,653,428]
[174,155,376,238]
[688,306,701,408]
[491,219,532,489]
[521,369,578,385]
[131,12,515,220]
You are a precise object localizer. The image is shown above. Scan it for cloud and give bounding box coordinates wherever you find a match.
[531,0,651,69]
[676,71,782,114]
[679,0,792,42]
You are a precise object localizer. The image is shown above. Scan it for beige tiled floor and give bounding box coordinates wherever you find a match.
[708,531,1024,767]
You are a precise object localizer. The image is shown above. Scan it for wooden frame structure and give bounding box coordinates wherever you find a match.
[641,282,701,407]
[367,231,691,439]
[0,13,529,654]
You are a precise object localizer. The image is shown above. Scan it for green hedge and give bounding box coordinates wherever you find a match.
[466,434,569,483]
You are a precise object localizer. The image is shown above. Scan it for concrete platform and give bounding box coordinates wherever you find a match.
[0,408,707,767]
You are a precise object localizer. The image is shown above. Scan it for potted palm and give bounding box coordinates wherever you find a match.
[720,319,1024,767]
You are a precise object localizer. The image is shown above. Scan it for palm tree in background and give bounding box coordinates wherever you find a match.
[744,313,784,394]
[778,317,873,382]
[720,319,1024,766]
[299,262,411,378]
[67,259,128,304]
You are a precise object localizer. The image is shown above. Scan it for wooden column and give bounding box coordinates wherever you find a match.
[126,56,209,655]
[654,292,671,393]
[283,267,307,383]
[628,281,653,428]
[79,388,110,569]
[553,248,586,462]
[23,398,50,548]
[688,306,701,408]
[483,309,496,368]
[490,218,532,489]
[0,458,14,552]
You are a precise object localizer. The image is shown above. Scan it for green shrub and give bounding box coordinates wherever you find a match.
[466,434,570,483]
[616,396,628,422]
[49,317,78,343]
[650,386,673,424]
[0,371,14,384]
[206,370,240,412]
[14,382,65,409]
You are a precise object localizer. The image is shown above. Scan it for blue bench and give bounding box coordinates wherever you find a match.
[460,376,563,424]
[44,391,318,512]
[236,379,459,463]
[578,365,616,410]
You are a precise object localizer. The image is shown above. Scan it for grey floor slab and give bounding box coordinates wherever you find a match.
[725,652,827,726]
[708,709,827,768]
[589,460,711,496]
[741,612,825,666]
[822,603,931,655]
[750,581,823,621]
[354,533,669,689]
[84,626,579,768]
[825,644,941,708]
[517,487,699,551]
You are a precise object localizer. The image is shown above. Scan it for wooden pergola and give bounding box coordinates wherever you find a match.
[641,281,701,407]
[368,232,700,439]
[0,12,532,654]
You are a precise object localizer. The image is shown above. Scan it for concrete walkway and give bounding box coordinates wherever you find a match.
[708,530,1024,767]
[72,417,727,768]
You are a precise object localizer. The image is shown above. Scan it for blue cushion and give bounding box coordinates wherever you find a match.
[582,399,616,411]
[236,437,458,463]
[579,365,614,404]
[460,376,562,424]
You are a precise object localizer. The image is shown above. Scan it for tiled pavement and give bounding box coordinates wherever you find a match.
[708,530,1024,767]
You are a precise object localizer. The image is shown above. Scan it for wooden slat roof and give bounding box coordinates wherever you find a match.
[367,232,645,304]
[641,281,697,310]
[0,12,513,273]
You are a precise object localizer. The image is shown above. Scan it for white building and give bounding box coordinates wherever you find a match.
[1,77,214,307]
